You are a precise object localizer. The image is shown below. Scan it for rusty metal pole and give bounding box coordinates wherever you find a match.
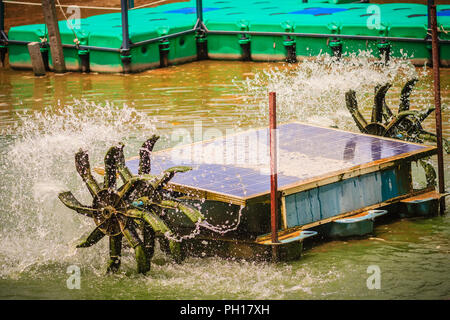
[0,0,6,67]
[430,4,446,214]
[269,92,279,261]
[42,0,66,73]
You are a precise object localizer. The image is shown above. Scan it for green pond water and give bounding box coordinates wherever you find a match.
[0,56,449,299]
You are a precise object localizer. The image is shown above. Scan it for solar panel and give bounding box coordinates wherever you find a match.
[125,122,431,203]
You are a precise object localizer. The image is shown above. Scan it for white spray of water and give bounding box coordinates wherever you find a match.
[236,52,422,130]
[0,100,159,278]
[0,54,439,297]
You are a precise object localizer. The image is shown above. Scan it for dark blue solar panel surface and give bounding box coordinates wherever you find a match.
[126,123,426,199]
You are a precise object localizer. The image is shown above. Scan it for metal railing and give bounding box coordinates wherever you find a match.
[1,0,449,55]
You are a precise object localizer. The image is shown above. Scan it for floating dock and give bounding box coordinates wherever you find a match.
[3,0,450,73]
[118,122,440,260]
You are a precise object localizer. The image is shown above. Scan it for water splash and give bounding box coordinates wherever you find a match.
[0,100,159,278]
[143,258,341,299]
[236,52,421,130]
[1,56,445,299]
[0,97,343,298]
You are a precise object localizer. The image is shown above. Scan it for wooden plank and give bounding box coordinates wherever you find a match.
[400,190,449,202]
[42,0,66,73]
[258,187,435,242]
[285,187,435,236]
[280,195,287,229]
[27,42,46,76]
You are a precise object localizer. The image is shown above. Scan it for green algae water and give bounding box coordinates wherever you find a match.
[0,56,449,300]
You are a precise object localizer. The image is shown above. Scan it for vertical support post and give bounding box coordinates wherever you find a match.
[427,0,434,36]
[121,0,130,49]
[28,42,46,76]
[120,0,131,73]
[426,0,434,65]
[42,0,66,73]
[430,5,446,214]
[159,38,170,68]
[269,92,279,261]
[377,40,391,65]
[283,36,297,63]
[196,0,203,25]
[0,0,4,34]
[128,0,134,9]
[239,35,251,61]
[0,0,6,67]
[195,0,208,60]
[329,38,342,59]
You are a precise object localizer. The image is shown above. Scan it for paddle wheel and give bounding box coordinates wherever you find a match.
[58,135,204,274]
[345,79,449,187]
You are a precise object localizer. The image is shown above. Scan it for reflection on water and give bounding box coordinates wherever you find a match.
[0,57,449,299]
[0,61,261,131]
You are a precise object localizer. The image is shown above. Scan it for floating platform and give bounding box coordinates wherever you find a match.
[117,122,439,260]
[313,209,388,238]
[4,0,450,73]
[400,190,448,217]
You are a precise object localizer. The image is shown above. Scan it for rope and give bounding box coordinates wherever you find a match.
[55,0,79,46]
[2,0,175,11]
[3,1,121,10]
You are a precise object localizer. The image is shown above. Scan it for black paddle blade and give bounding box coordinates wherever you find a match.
[398,78,418,113]
[76,226,106,248]
[74,149,100,196]
[104,145,121,189]
[139,135,160,175]
[345,90,368,132]
[107,234,123,273]
[115,142,134,182]
[372,83,391,123]
[58,191,96,217]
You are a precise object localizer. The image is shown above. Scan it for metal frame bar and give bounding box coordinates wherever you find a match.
[6,39,121,52]
[7,25,448,53]
[130,28,198,47]
[204,28,450,45]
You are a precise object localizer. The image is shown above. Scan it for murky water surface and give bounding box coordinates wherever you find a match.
[0,56,449,299]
